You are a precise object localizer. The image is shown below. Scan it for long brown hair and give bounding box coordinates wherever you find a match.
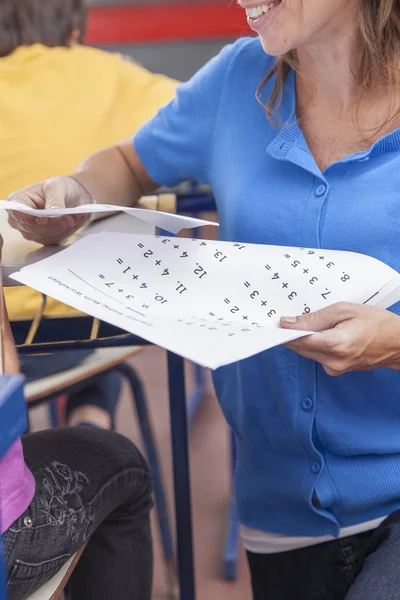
[258,0,400,130]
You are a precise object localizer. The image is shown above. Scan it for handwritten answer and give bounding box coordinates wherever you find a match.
[10,233,400,369]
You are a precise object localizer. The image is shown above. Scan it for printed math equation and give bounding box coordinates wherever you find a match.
[11,233,400,368]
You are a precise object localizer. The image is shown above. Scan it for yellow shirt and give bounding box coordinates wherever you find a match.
[2,44,178,320]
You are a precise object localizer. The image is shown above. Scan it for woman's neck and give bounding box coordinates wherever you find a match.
[295,33,398,143]
[296,22,361,116]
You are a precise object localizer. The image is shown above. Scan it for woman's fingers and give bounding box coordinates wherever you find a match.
[6,176,90,245]
[9,212,88,246]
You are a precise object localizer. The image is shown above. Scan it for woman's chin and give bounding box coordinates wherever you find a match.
[258,32,296,57]
[259,37,293,57]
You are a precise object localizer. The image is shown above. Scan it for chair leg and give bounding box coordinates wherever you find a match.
[167,352,196,600]
[223,431,240,581]
[114,363,178,599]
[49,398,60,428]
[48,395,67,429]
[187,363,207,424]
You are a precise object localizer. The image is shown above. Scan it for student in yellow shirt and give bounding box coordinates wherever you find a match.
[2,0,178,429]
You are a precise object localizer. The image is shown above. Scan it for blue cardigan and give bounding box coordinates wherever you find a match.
[135,37,400,536]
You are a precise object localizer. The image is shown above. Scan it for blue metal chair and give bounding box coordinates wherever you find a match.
[10,318,196,599]
[24,349,177,596]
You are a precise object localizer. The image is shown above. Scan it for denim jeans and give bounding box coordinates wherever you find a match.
[4,427,153,600]
[248,510,400,600]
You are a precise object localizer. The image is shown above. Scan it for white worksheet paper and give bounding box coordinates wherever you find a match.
[10,233,400,369]
[0,200,218,235]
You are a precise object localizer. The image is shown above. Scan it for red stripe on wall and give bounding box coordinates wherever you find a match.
[86,2,251,45]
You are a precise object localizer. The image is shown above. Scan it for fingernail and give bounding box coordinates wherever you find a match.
[281,316,297,324]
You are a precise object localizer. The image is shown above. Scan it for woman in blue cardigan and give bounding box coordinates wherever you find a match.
[7,0,400,597]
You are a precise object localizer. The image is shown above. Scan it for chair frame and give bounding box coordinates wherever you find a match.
[5,189,233,600]
[26,357,177,598]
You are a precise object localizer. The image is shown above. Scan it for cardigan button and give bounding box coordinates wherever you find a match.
[311,461,321,474]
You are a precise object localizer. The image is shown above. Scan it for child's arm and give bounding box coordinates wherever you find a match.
[0,236,19,375]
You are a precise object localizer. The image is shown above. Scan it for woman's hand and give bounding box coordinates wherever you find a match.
[6,142,158,247]
[281,302,400,376]
[6,176,90,246]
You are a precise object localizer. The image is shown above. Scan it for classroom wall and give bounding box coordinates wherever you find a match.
[85,0,250,80]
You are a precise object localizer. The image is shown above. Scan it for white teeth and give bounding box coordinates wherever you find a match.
[245,1,279,19]
[247,6,264,18]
